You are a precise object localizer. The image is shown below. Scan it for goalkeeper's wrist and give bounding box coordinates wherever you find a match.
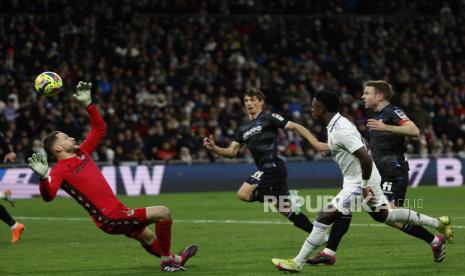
[39,173,49,181]
[361,179,369,188]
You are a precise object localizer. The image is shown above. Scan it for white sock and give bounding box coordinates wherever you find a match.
[0,191,4,198]
[10,222,18,230]
[385,209,440,229]
[324,233,329,243]
[430,235,439,246]
[160,255,173,261]
[174,255,182,263]
[294,221,329,266]
[323,248,336,256]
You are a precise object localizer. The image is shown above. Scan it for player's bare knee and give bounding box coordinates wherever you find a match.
[157,206,171,220]
[237,190,250,201]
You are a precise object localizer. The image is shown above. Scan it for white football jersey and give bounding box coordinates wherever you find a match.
[326,113,381,186]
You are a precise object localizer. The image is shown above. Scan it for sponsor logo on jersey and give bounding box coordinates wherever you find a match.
[243,125,262,140]
[272,113,284,121]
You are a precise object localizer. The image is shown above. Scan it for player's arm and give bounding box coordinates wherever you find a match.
[367,119,419,137]
[285,121,329,152]
[203,135,241,158]
[353,147,373,185]
[0,132,16,163]
[74,82,108,154]
[367,108,420,137]
[335,129,374,199]
[353,146,376,200]
[28,153,63,202]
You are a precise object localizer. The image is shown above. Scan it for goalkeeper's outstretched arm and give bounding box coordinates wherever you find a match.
[74,81,107,154]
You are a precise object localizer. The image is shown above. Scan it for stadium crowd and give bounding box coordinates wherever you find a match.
[1,0,465,164]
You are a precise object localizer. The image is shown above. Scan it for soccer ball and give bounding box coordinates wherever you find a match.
[34,71,63,96]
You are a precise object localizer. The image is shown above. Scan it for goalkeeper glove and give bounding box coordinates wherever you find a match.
[73,81,92,107]
[27,153,49,180]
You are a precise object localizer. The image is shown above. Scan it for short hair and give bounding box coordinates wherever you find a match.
[314,91,340,112]
[365,80,394,101]
[43,131,60,157]
[244,87,266,101]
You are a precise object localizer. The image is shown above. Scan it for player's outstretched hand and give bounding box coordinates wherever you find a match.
[4,152,16,163]
[27,153,49,179]
[202,135,216,150]
[73,81,92,107]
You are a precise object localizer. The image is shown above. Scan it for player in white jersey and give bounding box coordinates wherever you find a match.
[271,91,454,273]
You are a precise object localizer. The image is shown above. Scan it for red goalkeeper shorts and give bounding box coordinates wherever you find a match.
[93,203,148,238]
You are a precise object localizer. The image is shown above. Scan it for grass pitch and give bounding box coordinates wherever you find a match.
[1,186,464,275]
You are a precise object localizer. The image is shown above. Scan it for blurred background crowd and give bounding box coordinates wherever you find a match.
[1,0,465,164]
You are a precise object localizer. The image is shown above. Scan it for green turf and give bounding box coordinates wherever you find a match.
[1,186,464,275]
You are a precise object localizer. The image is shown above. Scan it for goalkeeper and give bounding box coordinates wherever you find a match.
[28,81,197,272]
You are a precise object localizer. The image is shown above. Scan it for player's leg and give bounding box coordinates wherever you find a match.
[1,189,15,206]
[142,206,198,271]
[239,181,314,232]
[0,203,25,243]
[272,205,341,272]
[132,225,197,267]
[367,185,453,243]
[134,227,161,257]
[382,175,435,243]
[274,163,315,233]
[145,206,173,257]
[237,182,257,202]
[272,185,355,272]
[142,206,186,271]
[243,164,315,233]
[0,203,16,227]
[381,175,446,261]
[280,196,315,234]
[307,214,351,265]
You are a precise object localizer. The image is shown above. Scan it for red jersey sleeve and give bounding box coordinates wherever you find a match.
[39,168,63,202]
[80,104,107,154]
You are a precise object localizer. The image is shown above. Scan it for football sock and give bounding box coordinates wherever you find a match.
[156,219,173,257]
[385,209,440,229]
[400,224,435,244]
[10,222,18,230]
[294,221,330,266]
[161,255,173,262]
[143,239,161,258]
[326,214,352,252]
[287,212,314,233]
[323,248,336,256]
[430,235,440,246]
[0,204,15,227]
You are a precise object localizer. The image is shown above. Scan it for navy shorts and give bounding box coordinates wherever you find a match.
[380,170,409,207]
[246,160,289,202]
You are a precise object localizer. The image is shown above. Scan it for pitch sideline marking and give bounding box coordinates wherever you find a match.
[15,216,465,229]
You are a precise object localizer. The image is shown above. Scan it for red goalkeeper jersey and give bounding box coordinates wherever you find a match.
[39,104,121,216]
